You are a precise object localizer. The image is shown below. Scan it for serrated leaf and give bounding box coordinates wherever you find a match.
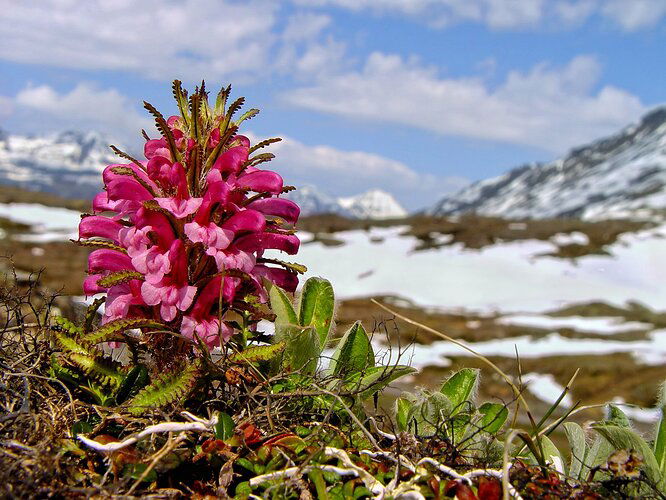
[53,315,83,336]
[115,364,149,404]
[55,332,89,355]
[249,137,282,154]
[229,342,285,364]
[96,270,144,288]
[345,365,416,401]
[440,368,479,414]
[172,79,190,126]
[478,402,509,435]
[259,258,307,274]
[329,321,374,377]
[69,353,124,388]
[564,422,587,479]
[298,277,335,348]
[75,239,127,253]
[85,318,167,345]
[235,108,259,125]
[215,412,235,440]
[83,297,105,335]
[143,100,180,161]
[128,362,199,415]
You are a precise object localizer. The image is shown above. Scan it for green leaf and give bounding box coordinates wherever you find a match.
[269,283,298,337]
[83,297,105,335]
[69,353,124,388]
[606,404,632,427]
[115,364,149,404]
[440,368,479,414]
[53,315,83,336]
[478,402,509,434]
[413,393,453,437]
[229,342,285,364]
[55,332,89,355]
[593,424,663,490]
[124,463,158,483]
[345,365,417,400]
[564,422,587,479]
[85,318,167,344]
[281,326,320,375]
[395,396,413,432]
[539,435,565,472]
[298,277,335,348]
[215,412,235,441]
[128,362,199,415]
[71,420,93,438]
[655,402,666,476]
[329,321,374,377]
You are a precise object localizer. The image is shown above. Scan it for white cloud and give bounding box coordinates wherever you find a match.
[0,0,278,81]
[248,132,467,207]
[282,53,645,153]
[290,0,666,30]
[601,0,666,31]
[14,83,153,144]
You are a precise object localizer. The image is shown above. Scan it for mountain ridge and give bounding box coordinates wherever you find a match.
[428,106,666,220]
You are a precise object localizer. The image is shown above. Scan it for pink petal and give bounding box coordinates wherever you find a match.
[83,274,106,295]
[88,249,133,273]
[79,216,122,242]
[140,281,163,306]
[252,265,299,292]
[155,197,203,218]
[212,145,249,174]
[247,198,300,224]
[223,209,266,234]
[236,170,283,194]
[234,232,300,255]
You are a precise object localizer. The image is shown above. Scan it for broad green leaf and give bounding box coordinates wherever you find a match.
[593,424,663,490]
[329,321,374,377]
[539,435,565,473]
[282,325,320,374]
[298,277,335,347]
[478,402,509,435]
[654,382,666,476]
[423,393,453,436]
[606,404,632,427]
[269,283,298,337]
[440,368,479,414]
[395,396,413,432]
[564,422,587,479]
[346,365,417,401]
[215,412,235,440]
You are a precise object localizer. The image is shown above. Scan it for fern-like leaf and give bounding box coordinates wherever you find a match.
[245,152,275,169]
[96,270,144,288]
[127,362,199,415]
[249,137,282,154]
[235,108,259,126]
[83,297,105,335]
[69,353,124,388]
[143,100,180,161]
[172,79,190,126]
[229,342,285,364]
[85,318,167,345]
[53,315,84,336]
[109,145,146,171]
[74,239,128,253]
[258,258,307,275]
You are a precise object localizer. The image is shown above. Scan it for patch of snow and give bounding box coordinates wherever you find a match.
[0,203,81,231]
[338,189,407,219]
[497,314,652,334]
[611,398,662,423]
[550,232,589,246]
[397,329,666,369]
[522,373,573,406]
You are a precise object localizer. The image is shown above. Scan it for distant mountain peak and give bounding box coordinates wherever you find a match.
[429,106,666,220]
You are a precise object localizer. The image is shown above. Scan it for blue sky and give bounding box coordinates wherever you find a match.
[1,0,665,209]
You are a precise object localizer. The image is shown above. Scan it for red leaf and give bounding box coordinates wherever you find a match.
[477,477,502,500]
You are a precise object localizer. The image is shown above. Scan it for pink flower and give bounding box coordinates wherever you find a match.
[77,81,304,353]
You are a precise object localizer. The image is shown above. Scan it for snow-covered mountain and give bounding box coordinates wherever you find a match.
[0,129,116,199]
[338,189,407,219]
[284,185,407,219]
[429,107,666,220]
